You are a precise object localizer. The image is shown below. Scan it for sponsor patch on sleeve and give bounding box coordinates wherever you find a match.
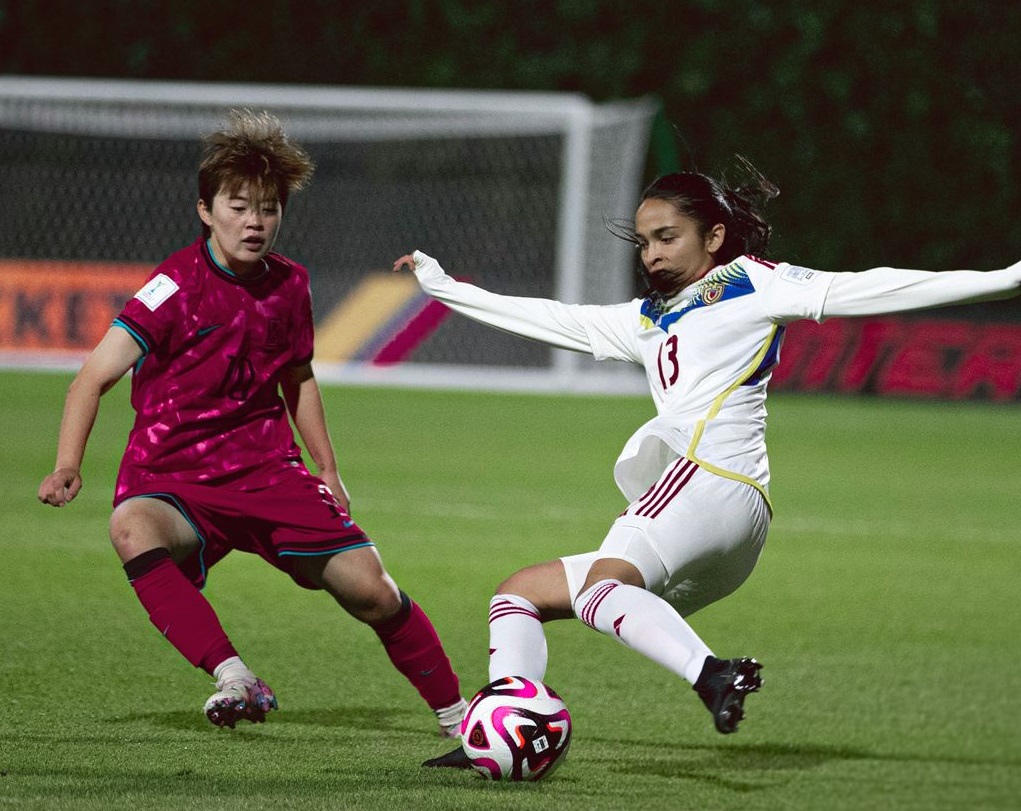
[779,265,819,285]
[134,273,180,311]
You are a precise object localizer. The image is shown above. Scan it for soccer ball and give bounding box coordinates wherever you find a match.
[460,676,572,781]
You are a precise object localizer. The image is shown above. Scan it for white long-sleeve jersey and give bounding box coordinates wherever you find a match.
[411,251,1021,508]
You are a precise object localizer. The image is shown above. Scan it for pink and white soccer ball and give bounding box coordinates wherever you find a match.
[460,676,572,781]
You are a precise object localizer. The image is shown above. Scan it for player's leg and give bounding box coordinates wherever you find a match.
[110,495,276,728]
[573,548,714,684]
[293,547,465,737]
[570,464,769,733]
[572,554,762,733]
[422,560,576,770]
[487,559,573,682]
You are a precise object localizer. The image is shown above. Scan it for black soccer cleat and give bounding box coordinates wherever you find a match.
[693,656,763,734]
[422,746,473,770]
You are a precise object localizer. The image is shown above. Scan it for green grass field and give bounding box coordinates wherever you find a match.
[2,369,1019,810]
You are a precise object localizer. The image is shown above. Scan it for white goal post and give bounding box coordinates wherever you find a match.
[0,76,656,394]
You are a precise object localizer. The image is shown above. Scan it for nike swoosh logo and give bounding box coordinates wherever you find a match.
[197,324,223,336]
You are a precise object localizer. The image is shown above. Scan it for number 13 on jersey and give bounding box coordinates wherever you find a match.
[657,334,680,389]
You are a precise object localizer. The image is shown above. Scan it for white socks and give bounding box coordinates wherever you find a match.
[212,655,255,687]
[434,696,468,738]
[487,581,712,686]
[487,594,548,682]
[574,579,711,684]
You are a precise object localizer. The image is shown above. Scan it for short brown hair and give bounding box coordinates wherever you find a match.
[198,109,314,209]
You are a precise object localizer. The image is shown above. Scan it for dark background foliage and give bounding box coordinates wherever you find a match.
[2,0,1018,272]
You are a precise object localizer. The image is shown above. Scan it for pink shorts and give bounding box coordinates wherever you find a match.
[117,465,371,590]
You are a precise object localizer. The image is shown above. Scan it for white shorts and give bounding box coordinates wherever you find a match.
[561,459,770,617]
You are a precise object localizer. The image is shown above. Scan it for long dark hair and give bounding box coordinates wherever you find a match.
[608,155,779,296]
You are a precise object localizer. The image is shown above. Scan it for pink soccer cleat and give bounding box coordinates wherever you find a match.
[203,676,278,728]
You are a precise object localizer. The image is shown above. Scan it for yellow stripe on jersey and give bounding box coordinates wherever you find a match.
[685,324,779,514]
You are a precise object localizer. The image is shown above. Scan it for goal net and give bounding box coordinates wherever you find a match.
[0,77,657,394]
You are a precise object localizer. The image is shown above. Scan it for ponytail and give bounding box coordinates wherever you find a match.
[717,155,779,262]
[608,155,779,265]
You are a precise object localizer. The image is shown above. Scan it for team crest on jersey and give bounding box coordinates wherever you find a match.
[640,261,756,332]
[265,318,284,349]
[700,283,725,305]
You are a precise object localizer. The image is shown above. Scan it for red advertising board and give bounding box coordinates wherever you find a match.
[773,316,1021,402]
[0,261,152,354]
[2,261,1019,401]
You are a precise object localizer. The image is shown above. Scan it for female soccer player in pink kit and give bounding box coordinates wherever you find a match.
[38,109,465,737]
[395,157,1021,768]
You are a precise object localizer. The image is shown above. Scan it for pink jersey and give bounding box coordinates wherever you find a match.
[112,238,314,503]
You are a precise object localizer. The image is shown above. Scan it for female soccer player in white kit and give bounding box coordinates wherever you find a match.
[394,159,1021,765]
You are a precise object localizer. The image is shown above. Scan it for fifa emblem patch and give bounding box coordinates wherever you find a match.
[700,282,725,305]
[779,265,818,285]
[134,273,179,311]
[533,735,549,753]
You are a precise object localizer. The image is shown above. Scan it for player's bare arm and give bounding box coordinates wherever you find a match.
[38,327,143,507]
[282,362,351,511]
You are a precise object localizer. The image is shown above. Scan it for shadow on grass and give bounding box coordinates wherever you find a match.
[588,736,1019,792]
[108,705,425,737]
[597,740,862,791]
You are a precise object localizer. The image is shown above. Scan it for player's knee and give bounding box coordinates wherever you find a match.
[110,499,199,565]
[109,501,161,562]
[495,566,548,603]
[494,562,573,618]
[495,569,524,595]
[349,580,403,624]
[315,561,402,623]
[581,557,644,592]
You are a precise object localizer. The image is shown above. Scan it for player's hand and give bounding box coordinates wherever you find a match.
[320,471,352,514]
[334,489,351,515]
[38,467,83,507]
[392,253,417,273]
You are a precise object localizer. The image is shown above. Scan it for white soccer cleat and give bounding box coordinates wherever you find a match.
[203,676,278,729]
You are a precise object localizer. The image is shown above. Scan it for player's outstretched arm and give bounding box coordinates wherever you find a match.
[393,250,603,355]
[38,327,141,507]
[820,261,1021,319]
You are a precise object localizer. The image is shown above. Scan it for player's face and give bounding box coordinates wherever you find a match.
[634,198,724,297]
[197,182,283,276]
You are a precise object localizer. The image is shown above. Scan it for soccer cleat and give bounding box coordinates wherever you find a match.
[422,746,473,769]
[692,656,763,734]
[203,676,278,729]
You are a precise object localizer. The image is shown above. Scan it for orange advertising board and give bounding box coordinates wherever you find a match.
[0,261,153,353]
